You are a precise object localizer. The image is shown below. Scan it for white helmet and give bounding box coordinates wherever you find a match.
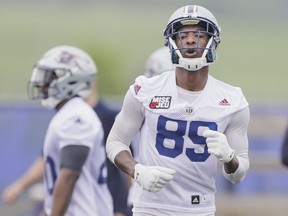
[163,5,221,71]
[28,45,97,108]
[144,46,175,78]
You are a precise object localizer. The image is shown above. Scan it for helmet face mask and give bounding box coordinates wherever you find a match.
[172,28,210,59]
[28,66,61,100]
[28,46,97,109]
[164,5,221,71]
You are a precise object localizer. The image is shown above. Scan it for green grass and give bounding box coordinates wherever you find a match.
[0,2,287,105]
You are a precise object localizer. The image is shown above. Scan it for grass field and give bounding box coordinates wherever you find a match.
[0,1,287,105]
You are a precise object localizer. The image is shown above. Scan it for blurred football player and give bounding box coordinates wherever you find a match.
[144,46,174,78]
[2,47,128,216]
[106,5,250,216]
[27,45,113,216]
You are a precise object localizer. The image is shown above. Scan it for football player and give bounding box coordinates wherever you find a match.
[28,46,113,216]
[2,46,129,216]
[106,5,250,216]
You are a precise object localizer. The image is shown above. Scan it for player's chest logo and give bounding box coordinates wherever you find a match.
[185,106,194,115]
[149,96,171,109]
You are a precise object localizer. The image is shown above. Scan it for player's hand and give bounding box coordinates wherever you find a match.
[203,130,235,163]
[2,182,23,204]
[134,163,176,192]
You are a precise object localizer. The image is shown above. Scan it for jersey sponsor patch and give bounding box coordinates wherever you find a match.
[149,96,171,109]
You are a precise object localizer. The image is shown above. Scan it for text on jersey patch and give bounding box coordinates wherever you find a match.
[149,96,171,109]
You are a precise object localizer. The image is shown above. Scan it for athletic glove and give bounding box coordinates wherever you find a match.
[134,163,176,192]
[203,130,235,163]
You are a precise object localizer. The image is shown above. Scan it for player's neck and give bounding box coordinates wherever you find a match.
[86,93,99,107]
[55,99,69,111]
[175,66,209,91]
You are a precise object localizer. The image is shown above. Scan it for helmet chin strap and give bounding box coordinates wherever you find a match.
[41,97,61,109]
[169,37,213,71]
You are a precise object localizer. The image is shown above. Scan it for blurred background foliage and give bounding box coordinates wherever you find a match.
[0,0,287,104]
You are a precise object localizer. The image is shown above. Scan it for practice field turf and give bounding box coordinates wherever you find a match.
[0,1,287,105]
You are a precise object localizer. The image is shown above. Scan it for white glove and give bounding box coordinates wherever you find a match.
[134,163,176,192]
[203,130,235,163]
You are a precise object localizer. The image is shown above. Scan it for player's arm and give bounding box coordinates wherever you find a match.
[106,90,144,177]
[50,145,89,216]
[106,90,175,193]
[223,106,249,183]
[203,106,250,183]
[2,155,44,204]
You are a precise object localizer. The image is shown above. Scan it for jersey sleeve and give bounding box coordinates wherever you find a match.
[106,90,145,163]
[60,145,90,171]
[223,106,250,183]
[57,115,98,149]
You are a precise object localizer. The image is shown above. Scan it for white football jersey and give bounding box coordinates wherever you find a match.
[129,70,248,215]
[43,97,113,216]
